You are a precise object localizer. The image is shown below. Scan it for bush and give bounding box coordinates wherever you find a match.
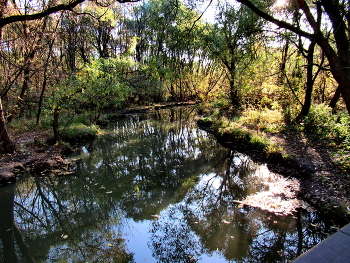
[304,104,350,144]
[238,107,284,133]
[61,124,101,144]
[303,104,334,139]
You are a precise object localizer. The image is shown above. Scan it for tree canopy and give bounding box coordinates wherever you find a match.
[0,0,349,153]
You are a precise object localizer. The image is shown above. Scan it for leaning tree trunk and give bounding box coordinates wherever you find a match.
[0,98,16,153]
[329,86,341,110]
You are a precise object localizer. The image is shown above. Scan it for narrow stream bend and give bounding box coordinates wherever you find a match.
[0,107,336,263]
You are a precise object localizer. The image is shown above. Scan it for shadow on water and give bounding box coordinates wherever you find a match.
[0,106,337,262]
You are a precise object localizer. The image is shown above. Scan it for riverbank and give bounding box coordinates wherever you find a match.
[197,119,350,227]
[0,130,75,184]
[1,103,349,227]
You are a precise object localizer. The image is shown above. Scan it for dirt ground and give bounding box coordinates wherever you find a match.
[0,126,349,227]
[268,130,350,226]
[0,130,73,183]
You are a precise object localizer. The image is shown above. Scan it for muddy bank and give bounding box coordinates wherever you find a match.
[0,137,75,185]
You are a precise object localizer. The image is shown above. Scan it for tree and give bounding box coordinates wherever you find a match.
[0,0,139,153]
[127,0,209,102]
[275,3,325,119]
[235,0,350,116]
[203,2,265,107]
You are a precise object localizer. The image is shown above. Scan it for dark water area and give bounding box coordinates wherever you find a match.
[0,107,337,262]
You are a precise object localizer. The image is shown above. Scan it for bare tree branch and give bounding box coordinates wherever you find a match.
[0,0,140,28]
[235,0,315,41]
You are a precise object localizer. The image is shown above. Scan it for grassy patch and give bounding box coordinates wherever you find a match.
[238,107,285,133]
[61,124,102,144]
[8,118,43,134]
[198,104,292,164]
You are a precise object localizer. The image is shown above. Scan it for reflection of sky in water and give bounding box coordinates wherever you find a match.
[3,108,335,263]
[124,207,229,263]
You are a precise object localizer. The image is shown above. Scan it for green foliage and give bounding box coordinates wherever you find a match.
[61,124,101,144]
[212,97,231,109]
[8,118,42,134]
[8,113,55,133]
[76,58,134,109]
[238,107,285,133]
[217,126,270,152]
[127,65,165,103]
[304,104,338,140]
[303,104,350,169]
[48,57,134,117]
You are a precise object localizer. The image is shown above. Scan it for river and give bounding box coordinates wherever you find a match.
[0,106,336,262]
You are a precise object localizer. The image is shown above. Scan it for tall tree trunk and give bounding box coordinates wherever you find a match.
[36,77,47,125]
[229,66,240,107]
[0,98,16,153]
[297,41,316,119]
[18,46,36,117]
[0,17,16,152]
[278,36,289,86]
[329,86,341,110]
[36,38,54,125]
[53,108,61,142]
[229,79,240,107]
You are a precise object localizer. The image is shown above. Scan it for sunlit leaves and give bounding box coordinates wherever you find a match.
[48,57,134,116]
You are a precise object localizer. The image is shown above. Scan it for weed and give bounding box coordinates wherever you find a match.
[61,124,101,144]
[238,107,284,133]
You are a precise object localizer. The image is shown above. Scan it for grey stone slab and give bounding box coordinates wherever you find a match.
[340,224,350,236]
[293,227,350,263]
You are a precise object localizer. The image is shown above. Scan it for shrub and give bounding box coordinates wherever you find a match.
[238,107,284,133]
[61,124,101,144]
[303,104,334,139]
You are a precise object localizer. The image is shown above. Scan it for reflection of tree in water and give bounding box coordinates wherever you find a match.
[1,107,334,262]
[149,206,203,263]
[7,174,135,263]
[0,107,221,262]
[73,107,225,221]
[148,149,334,262]
[0,183,35,263]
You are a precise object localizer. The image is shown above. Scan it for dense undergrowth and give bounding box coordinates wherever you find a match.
[6,101,350,172]
[8,112,103,145]
[197,101,350,171]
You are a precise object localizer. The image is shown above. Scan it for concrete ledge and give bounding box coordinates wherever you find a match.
[293,224,350,263]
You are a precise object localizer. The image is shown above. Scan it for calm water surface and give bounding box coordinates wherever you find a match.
[0,107,336,262]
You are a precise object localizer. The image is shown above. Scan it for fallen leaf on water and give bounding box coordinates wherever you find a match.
[61,234,68,239]
[151,215,160,218]
[237,204,244,209]
[222,220,230,224]
[106,243,113,247]
[106,191,113,194]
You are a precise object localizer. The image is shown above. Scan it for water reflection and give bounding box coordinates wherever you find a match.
[0,107,335,262]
